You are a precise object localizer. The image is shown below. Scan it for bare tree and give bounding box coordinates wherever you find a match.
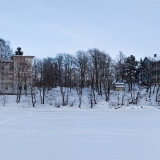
[59,86,68,106]
[55,54,64,86]
[87,87,93,108]
[35,59,47,104]
[76,50,88,88]
[115,51,125,82]
[0,39,13,57]
[75,75,83,108]
[88,49,102,94]
[128,87,143,105]
[29,66,37,107]
[121,91,127,106]
[102,55,114,101]
[0,95,8,106]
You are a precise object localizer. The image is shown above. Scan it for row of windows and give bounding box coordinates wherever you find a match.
[2,77,13,80]
[19,86,27,90]
[2,85,27,90]
[2,64,13,70]
[1,84,9,90]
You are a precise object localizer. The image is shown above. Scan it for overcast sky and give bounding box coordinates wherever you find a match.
[1,0,160,60]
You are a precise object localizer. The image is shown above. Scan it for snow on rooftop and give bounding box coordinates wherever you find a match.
[115,82,124,84]
[115,85,125,88]
[147,56,160,62]
[115,83,125,85]
[154,56,160,61]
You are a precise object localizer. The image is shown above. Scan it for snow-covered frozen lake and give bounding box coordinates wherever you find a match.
[0,107,160,160]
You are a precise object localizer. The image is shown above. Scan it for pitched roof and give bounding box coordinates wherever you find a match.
[146,56,160,62]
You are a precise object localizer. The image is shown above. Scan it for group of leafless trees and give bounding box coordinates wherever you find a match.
[32,48,160,108]
[32,49,115,108]
[32,49,144,108]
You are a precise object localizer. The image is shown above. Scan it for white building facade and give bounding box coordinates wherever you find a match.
[0,55,34,94]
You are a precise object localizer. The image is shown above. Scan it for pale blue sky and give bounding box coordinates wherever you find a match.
[1,0,160,60]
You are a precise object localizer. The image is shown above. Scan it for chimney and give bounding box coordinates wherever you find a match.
[154,54,157,57]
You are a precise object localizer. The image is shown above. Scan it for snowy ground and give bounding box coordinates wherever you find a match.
[0,106,160,160]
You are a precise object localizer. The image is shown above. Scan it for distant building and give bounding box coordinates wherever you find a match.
[0,54,34,94]
[114,82,125,91]
[143,54,160,84]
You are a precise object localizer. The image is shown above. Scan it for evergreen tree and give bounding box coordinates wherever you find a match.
[137,58,149,85]
[123,55,138,91]
[15,47,23,55]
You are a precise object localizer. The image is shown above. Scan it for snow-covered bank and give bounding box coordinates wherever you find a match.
[0,108,160,160]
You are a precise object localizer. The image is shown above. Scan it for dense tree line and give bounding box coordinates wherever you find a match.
[33,49,151,107]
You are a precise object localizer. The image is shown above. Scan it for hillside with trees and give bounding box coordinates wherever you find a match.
[0,38,159,109]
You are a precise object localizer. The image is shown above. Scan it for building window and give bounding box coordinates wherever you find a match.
[9,64,13,70]
[5,85,8,90]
